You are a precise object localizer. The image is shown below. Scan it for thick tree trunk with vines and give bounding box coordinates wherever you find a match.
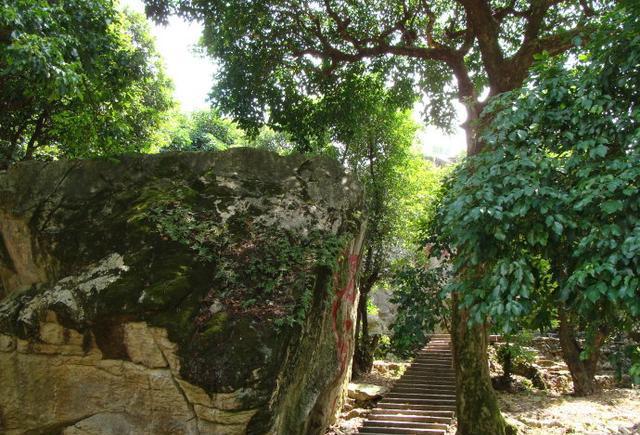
[452,295,509,435]
[448,106,511,434]
[558,309,606,396]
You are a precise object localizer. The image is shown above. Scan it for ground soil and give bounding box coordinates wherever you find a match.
[499,388,640,434]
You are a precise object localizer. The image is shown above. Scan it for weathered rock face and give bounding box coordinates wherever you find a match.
[0,149,364,435]
[369,287,398,336]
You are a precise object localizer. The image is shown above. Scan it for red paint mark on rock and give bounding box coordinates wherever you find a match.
[331,252,360,376]
[344,318,353,331]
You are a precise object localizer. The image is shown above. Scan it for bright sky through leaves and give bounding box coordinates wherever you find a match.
[119,0,466,158]
[120,0,215,112]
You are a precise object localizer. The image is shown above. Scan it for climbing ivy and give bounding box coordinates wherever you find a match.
[147,192,349,326]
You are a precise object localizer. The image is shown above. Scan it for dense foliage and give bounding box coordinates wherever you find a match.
[389,253,451,358]
[0,0,173,167]
[145,0,609,156]
[161,109,244,151]
[378,160,452,358]
[437,4,639,393]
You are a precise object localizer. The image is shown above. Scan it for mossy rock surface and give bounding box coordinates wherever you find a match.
[0,149,364,434]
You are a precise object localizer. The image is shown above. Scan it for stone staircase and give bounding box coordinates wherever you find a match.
[358,334,456,434]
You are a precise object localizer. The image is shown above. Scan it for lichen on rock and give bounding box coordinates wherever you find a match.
[0,149,365,434]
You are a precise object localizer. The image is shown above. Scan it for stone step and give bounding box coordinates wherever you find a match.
[359,426,446,434]
[409,365,453,370]
[393,387,455,395]
[405,368,454,374]
[377,400,456,412]
[403,372,455,379]
[403,369,454,375]
[392,381,456,392]
[406,366,454,373]
[371,407,454,417]
[403,371,454,377]
[368,413,452,424]
[415,353,451,358]
[411,362,452,367]
[362,420,449,430]
[386,392,456,400]
[380,397,456,407]
[414,362,452,366]
[400,379,455,384]
[358,335,454,435]
[393,384,455,392]
[413,357,452,362]
[401,375,455,382]
[392,379,456,391]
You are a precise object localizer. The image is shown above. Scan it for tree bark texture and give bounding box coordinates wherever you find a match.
[558,309,606,396]
[452,294,508,435]
[351,258,380,378]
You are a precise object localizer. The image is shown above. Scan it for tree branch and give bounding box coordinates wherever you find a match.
[456,0,505,91]
[24,109,49,160]
[506,24,584,90]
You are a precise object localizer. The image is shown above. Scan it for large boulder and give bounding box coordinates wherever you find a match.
[0,149,365,435]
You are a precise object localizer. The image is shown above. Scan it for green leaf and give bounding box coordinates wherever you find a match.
[590,144,609,158]
[601,200,623,214]
[586,287,600,303]
[552,221,563,236]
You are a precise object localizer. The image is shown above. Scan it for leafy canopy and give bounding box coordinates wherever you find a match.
[437,4,640,335]
[0,0,173,166]
[161,109,245,152]
[144,0,611,155]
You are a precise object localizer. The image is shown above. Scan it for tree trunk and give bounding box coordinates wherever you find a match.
[351,243,380,378]
[352,290,369,377]
[496,341,513,390]
[23,109,48,161]
[450,107,510,434]
[452,294,509,435]
[352,290,379,378]
[558,309,605,396]
[351,273,379,378]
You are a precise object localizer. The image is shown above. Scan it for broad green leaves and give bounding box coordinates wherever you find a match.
[161,109,245,152]
[437,5,640,335]
[0,0,173,166]
[143,0,609,144]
